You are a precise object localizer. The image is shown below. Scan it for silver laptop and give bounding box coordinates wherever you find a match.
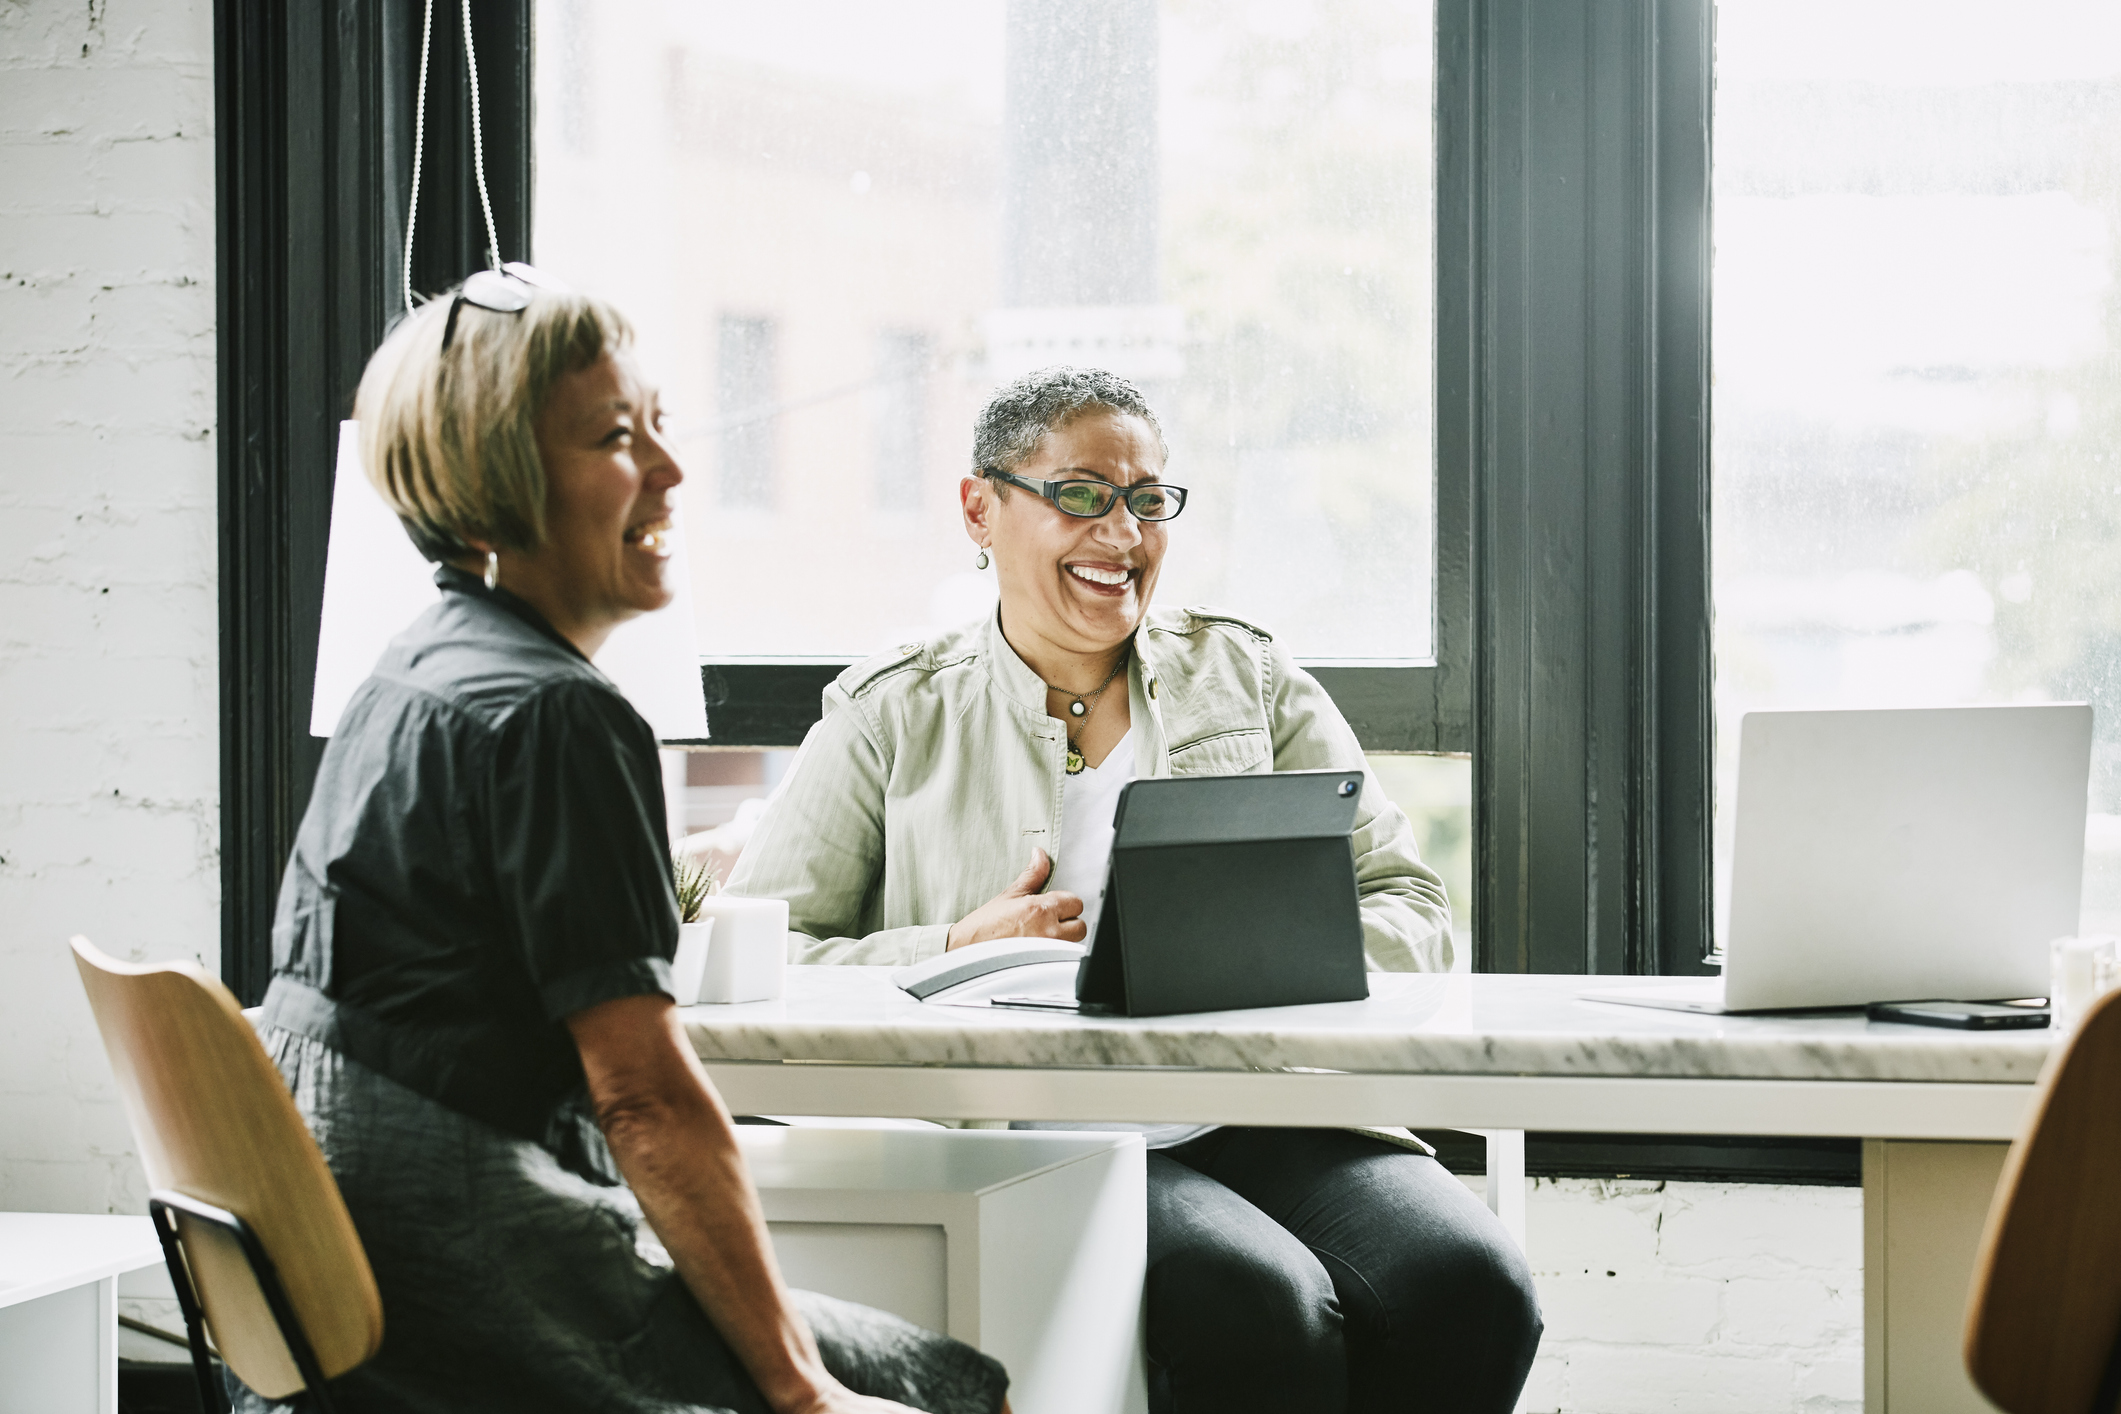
[1587,704,2092,1014]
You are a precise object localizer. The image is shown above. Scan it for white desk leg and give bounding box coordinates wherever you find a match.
[1470,1132,1531,1414]
[0,1277,117,1414]
[1862,1139,2008,1413]
[1477,1130,1528,1255]
[97,1276,117,1414]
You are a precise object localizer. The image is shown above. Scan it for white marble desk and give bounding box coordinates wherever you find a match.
[683,970,2049,1140]
[688,969,2046,1414]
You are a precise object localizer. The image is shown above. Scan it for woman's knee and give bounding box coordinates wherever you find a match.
[1465,1228,1542,1347]
[1148,1236,1347,1409]
[1364,1213,1542,1411]
[1378,1197,1542,1351]
[1147,1162,1346,1381]
[1158,1232,1341,1340]
[1283,1152,1538,1349]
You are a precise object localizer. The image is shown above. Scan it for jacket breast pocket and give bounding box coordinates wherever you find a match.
[1167,728,1270,777]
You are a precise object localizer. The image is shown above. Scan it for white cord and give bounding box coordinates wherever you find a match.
[462,0,501,272]
[403,0,434,314]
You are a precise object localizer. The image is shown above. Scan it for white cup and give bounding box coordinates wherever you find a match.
[671,919,716,1005]
[2049,934,2119,1033]
[688,895,789,1004]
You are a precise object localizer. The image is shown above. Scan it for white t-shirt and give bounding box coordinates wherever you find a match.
[1048,728,1135,942]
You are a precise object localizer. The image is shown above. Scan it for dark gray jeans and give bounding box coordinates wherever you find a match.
[1148,1127,1542,1413]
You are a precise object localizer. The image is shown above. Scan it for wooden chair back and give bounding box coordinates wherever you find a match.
[1965,986,2121,1413]
[70,936,383,1399]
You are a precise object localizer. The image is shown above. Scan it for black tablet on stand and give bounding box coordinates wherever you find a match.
[1072,769,1371,1017]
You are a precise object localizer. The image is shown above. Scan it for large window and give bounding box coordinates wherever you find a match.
[1712,0,2121,940]
[217,2,1708,995]
[535,0,1464,958]
[533,0,1436,665]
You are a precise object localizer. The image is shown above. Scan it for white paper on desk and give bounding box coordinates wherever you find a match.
[310,419,710,741]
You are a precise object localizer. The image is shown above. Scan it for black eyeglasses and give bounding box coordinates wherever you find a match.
[438,262,571,351]
[979,468,1190,523]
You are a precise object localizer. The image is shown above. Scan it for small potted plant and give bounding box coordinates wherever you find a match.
[670,852,719,1005]
[674,852,719,924]
[669,850,788,1003]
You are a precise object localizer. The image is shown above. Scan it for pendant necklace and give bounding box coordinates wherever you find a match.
[1050,654,1129,775]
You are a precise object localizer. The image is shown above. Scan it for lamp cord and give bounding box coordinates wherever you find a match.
[402,0,503,316]
[403,0,434,315]
[461,0,502,273]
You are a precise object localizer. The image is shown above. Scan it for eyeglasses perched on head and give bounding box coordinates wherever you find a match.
[979,467,1190,523]
[438,262,572,351]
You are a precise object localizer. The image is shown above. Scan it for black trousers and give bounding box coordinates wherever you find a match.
[1147,1127,1542,1414]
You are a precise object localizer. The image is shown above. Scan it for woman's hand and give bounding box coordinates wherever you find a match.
[784,1390,948,1414]
[945,848,1086,951]
[789,1392,1010,1414]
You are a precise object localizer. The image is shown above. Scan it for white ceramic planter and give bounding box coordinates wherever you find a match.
[671,919,716,1006]
[688,894,789,1003]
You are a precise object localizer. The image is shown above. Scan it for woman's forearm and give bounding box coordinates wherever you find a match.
[610,1098,825,1407]
[724,698,891,959]
[786,921,953,966]
[570,997,830,1413]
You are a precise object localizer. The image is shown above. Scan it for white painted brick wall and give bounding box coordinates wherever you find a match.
[0,0,218,1232]
[1512,1179,1864,1414]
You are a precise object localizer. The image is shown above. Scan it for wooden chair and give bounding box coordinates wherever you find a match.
[1965,986,2121,1413]
[69,936,383,1413]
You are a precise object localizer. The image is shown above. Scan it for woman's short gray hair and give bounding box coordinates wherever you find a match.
[972,366,1168,482]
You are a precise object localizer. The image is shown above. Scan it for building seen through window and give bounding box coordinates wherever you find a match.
[533,0,1437,663]
[873,329,932,512]
[715,314,779,509]
[1713,0,2121,937]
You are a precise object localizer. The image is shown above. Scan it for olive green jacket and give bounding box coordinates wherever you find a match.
[726,607,1454,973]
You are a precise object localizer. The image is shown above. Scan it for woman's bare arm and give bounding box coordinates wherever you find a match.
[566,993,921,1414]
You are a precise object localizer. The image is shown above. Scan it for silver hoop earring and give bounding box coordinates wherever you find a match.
[484,550,500,591]
[974,546,990,571]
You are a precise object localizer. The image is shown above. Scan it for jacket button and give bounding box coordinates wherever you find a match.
[899,642,921,655]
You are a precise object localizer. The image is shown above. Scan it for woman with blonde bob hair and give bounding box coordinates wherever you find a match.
[242,270,1010,1414]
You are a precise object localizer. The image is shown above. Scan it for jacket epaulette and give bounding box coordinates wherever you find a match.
[838,641,929,698]
[1176,606,1274,642]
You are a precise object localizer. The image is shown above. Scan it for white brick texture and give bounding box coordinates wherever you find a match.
[0,0,219,1250]
[1516,1179,1864,1414]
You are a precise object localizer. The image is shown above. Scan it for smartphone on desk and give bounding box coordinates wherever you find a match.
[1865,999,2050,1030]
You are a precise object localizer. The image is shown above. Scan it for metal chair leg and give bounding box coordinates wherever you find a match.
[148,1191,341,1414]
[2095,1316,2121,1414]
[148,1199,230,1414]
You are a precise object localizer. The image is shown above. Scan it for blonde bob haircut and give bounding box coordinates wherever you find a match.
[353,285,632,562]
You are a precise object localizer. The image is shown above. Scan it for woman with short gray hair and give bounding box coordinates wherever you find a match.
[243,270,1010,1414]
[732,366,1542,1412]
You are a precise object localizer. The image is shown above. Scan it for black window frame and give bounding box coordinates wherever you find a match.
[216,0,1713,1005]
[216,0,532,1005]
[1449,0,1716,979]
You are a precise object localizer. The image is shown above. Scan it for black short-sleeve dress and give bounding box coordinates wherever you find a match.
[243,566,1006,1414]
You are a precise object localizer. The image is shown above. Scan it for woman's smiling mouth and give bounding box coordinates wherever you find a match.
[1066,563,1134,593]
[624,515,673,553]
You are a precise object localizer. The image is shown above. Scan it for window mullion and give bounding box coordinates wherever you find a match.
[1446,0,1715,977]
